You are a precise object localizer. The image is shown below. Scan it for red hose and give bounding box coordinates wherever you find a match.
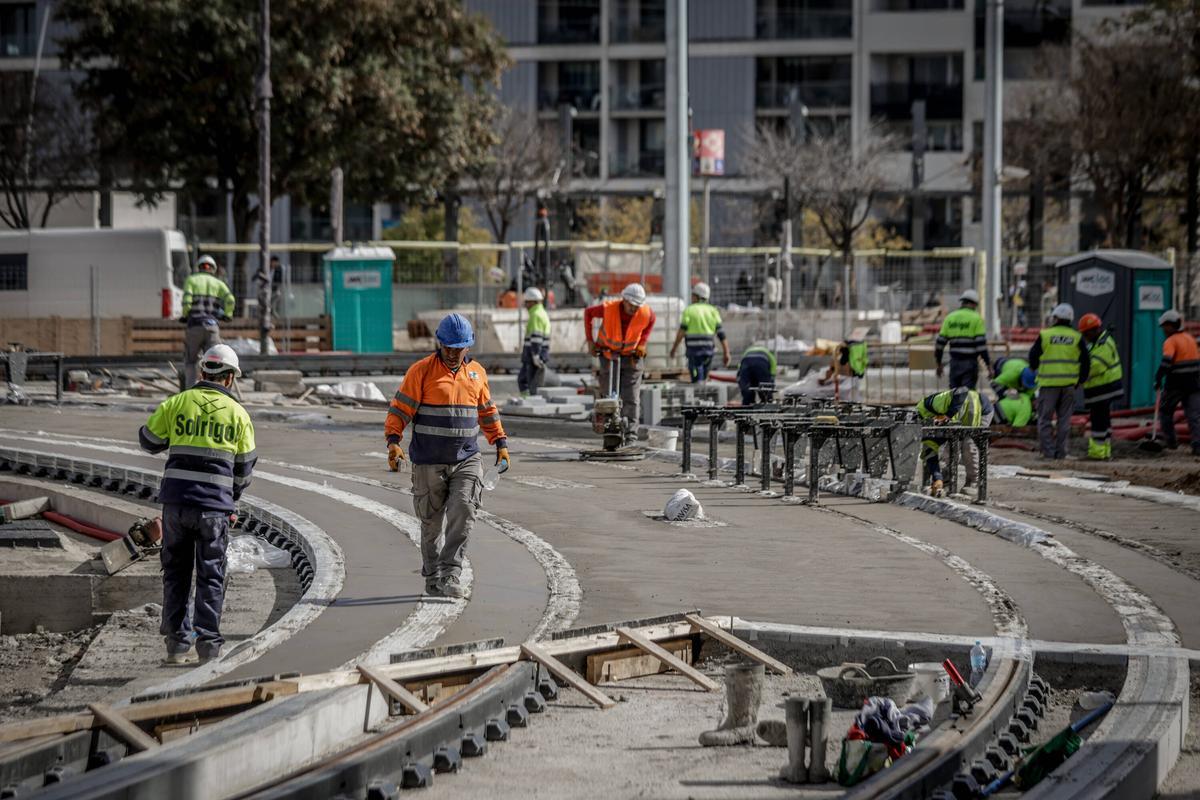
[0,500,123,542]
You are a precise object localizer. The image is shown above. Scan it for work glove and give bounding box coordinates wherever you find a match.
[634,346,647,361]
[532,353,545,370]
[935,363,945,379]
[589,342,601,357]
[387,443,407,472]
[934,415,950,424]
[496,447,510,474]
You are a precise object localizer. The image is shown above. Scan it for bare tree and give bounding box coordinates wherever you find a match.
[464,108,561,245]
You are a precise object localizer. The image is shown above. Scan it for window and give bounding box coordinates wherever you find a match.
[0,253,28,290]
[0,4,36,58]
[171,250,190,289]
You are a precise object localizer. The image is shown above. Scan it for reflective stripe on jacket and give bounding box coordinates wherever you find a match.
[524,303,551,356]
[680,302,725,354]
[936,307,989,364]
[139,381,256,512]
[597,300,652,358]
[1034,325,1084,387]
[182,272,235,324]
[1083,331,1123,404]
[385,353,507,465]
[916,387,984,427]
[1160,331,1200,393]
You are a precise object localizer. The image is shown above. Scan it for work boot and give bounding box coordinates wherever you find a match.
[438,576,467,599]
[197,644,221,664]
[779,697,810,783]
[424,575,442,596]
[929,479,944,497]
[699,662,764,747]
[164,638,193,665]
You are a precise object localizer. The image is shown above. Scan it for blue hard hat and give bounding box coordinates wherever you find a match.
[1020,367,1036,391]
[435,313,475,348]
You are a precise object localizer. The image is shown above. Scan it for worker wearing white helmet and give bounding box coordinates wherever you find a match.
[584,282,657,445]
[180,255,235,388]
[519,286,552,397]
[1154,309,1200,454]
[670,281,731,383]
[935,288,991,390]
[138,343,255,665]
[1029,301,1089,459]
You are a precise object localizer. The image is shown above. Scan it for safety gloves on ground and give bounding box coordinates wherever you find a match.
[496,447,510,474]
[387,443,407,472]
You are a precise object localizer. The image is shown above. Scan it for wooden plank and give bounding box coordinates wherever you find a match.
[357,665,428,715]
[88,703,159,753]
[585,638,693,685]
[520,644,615,709]
[615,627,719,692]
[685,615,793,676]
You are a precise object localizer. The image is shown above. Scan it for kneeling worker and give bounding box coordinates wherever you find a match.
[670,281,730,383]
[1079,312,1123,460]
[916,386,992,495]
[138,344,256,663]
[585,283,656,445]
[737,345,777,405]
[386,314,509,599]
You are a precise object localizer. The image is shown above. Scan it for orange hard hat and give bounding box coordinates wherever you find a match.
[1078,312,1102,332]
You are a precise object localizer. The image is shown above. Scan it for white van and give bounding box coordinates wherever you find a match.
[0,228,191,319]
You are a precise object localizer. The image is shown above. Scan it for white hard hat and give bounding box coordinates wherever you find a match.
[960,289,979,304]
[621,283,647,307]
[1159,309,1183,326]
[1051,303,1075,323]
[524,287,544,303]
[196,255,217,272]
[199,344,242,378]
[692,282,711,301]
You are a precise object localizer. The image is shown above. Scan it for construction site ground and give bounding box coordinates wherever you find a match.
[1,380,1199,796]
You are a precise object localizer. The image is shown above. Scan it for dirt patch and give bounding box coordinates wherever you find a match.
[990,438,1200,495]
[0,625,100,722]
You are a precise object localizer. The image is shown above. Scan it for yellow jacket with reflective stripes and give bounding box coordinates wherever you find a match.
[1032,325,1086,388]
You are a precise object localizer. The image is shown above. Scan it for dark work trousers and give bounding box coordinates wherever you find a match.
[686,348,714,383]
[1160,388,1200,454]
[518,348,547,395]
[948,358,978,390]
[183,319,221,388]
[738,360,774,405]
[160,503,230,654]
[1087,399,1112,445]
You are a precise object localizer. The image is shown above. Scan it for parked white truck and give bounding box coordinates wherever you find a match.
[0,228,191,319]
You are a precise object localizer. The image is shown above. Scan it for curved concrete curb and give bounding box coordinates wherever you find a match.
[992,465,1200,512]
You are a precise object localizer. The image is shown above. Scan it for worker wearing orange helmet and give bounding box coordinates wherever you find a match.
[1078,312,1123,460]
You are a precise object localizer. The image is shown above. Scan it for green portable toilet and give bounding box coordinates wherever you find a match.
[1057,250,1173,409]
[324,246,395,353]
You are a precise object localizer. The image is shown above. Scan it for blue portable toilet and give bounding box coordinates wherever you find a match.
[1057,250,1173,409]
[323,246,395,353]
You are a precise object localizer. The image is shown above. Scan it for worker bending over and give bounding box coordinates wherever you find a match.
[989,355,1036,428]
[1079,313,1123,460]
[670,282,730,383]
[1155,309,1200,455]
[386,315,508,599]
[819,338,867,401]
[916,386,992,496]
[585,283,656,446]
[738,345,777,405]
[519,287,551,397]
[180,255,235,388]
[1029,303,1088,459]
[935,289,991,389]
[138,345,255,664]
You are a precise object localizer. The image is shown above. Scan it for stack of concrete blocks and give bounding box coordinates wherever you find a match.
[504,388,587,417]
[252,370,306,396]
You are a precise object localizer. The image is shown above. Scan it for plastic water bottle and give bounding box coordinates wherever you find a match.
[481,465,501,491]
[969,641,988,688]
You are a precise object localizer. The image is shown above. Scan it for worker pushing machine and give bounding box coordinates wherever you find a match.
[737,345,777,405]
[935,289,991,389]
[385,314,509,599]
[669,281,730,383]
[180,255,236,389]
[519,287,551,397]
[1078,312,1123,460]
[915,386,992,496]
[138,344,256,664]
[585,283,656,446]
[1154,309,1200,455]
[1029,303,1089,459]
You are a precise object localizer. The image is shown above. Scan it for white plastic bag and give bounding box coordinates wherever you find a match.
[664,489,703,522]
[227,535,293,574]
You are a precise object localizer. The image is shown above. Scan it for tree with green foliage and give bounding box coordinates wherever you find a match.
[382,205,494,284]
[56,0,507,308]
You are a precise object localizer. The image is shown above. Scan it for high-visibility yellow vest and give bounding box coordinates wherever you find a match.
[1036,325,1083,388]
[1083,331,1122,390]
[847,341,868,377]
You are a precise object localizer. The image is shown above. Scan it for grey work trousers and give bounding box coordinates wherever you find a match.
[1036,385,1076,459]
[603,355,643,427]
[183,320,221,388]
[160,503,229,653]
[1160,388,1200,454]
[411,453,483,580]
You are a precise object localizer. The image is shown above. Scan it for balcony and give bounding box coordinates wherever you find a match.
[610,150,665,178]
[756,81,853,109]
[537,0,601,44]
[756,9,853,39]
[612,83,665,111]
[870,82,963,120]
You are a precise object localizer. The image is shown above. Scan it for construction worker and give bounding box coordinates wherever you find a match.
[669,282,730,383]
[1028,303,1089,459]
[819,338,868,401]
[1079,312,1123,460]
[584,283,656,445]
[737,345,777,405]
[137,344,255,664]
[386,314,508,599]
[519,287,551,397]
[935,289,991,389]
[180,255,236,388]
[915,386,992,495]
[1155,309,1200,455]
[990,356,1034,398]
[992,391,1033,427]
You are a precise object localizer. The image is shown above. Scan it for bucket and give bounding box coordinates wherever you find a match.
[647,428,679,452]
[881,320,902,344]
[909,662,950,703]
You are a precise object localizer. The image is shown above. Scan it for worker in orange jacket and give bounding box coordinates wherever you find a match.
[385,313,509,599]
[1155,310,1200,455]
[584,283,656,446]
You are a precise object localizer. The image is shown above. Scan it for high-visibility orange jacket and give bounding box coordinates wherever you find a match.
[1158,331,1200,393]
[586,299,655,358]
[385,353,507,465]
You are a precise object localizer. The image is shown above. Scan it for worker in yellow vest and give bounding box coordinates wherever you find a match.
[1078,313,1123,460]
[1028,303,1089,459]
